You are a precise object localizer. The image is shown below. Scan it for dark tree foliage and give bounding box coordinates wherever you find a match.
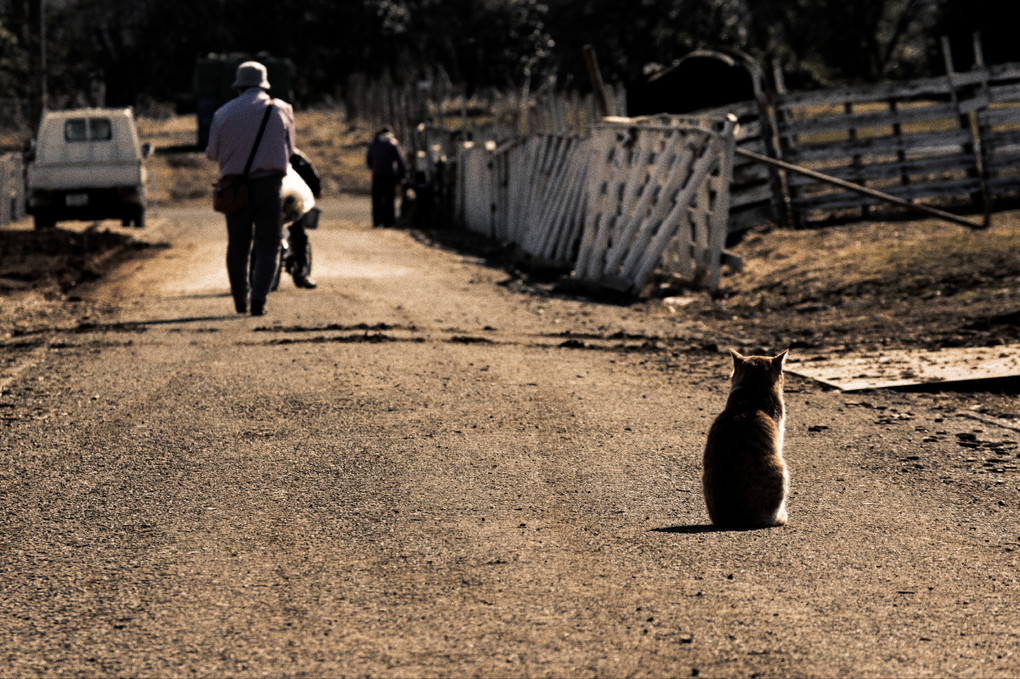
[0,19,26,97]
[545,0,749,88]
[936,0,1020,69]
[0,0,1004,113]
[742,0,944,87]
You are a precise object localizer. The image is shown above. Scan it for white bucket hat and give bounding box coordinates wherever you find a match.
[232,61,271,90]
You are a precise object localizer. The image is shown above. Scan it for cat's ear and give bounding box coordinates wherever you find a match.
[729,348,744,368]
[772,350,789,372]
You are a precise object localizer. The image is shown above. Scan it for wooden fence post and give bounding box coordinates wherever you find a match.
[942,35,991,220]
[770,60,798,228]
[966,32,994,227]
[583,45,610,118]
[844,100,869,221]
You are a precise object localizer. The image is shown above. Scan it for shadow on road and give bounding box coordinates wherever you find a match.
[652,524,769,534]
[76,315,239,331]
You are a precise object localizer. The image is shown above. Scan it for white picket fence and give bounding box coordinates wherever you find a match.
[454,115,737,293]
[0,152,25,226]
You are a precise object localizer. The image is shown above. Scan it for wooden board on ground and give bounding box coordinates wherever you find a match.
[786,345,1020,391]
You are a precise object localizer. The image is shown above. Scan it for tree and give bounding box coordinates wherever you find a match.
[744,0,942,87]
[936,0,1020,69]
[5,0,1007,115]
[0,19,28,100]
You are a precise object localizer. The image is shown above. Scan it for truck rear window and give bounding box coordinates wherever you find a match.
[64,118,113,142]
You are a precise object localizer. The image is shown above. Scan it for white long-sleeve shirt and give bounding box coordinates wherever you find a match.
[205,88,295,178]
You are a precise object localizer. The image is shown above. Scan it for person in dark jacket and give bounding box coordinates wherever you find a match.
[365,126,408,228]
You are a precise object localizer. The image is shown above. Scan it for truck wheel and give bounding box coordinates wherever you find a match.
[33,213,55,230]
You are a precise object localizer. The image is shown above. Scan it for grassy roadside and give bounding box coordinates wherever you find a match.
[137,108,374,205]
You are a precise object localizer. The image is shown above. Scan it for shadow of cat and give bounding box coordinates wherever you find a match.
[651,524,777,534]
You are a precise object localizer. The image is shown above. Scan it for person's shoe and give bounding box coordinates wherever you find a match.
[294,276,317,289]
[250,300,265,316]
[234,299,247,314]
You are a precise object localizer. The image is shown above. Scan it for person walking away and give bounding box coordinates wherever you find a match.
[283,148,321,289]
[206,61,296,316]
[365,126,407,228]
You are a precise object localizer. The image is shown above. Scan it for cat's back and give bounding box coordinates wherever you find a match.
[705,403,782,461]
[702,350,789,527]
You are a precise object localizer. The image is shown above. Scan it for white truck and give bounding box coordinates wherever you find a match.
[25,108,151,230]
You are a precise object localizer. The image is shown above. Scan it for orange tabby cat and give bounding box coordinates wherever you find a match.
[702,349,789,527]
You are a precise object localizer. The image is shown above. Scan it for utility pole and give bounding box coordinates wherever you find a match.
[27,0,47,127]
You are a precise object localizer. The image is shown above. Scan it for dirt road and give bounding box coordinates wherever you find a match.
[2,197,1019,677]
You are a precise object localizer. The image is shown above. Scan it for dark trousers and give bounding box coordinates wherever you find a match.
[225,174,283,305]
[286,219,312,279]
[371,174,398,227]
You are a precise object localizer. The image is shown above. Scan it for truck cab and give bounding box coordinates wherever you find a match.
[26,108,151,229]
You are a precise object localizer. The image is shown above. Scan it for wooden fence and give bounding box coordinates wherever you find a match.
[455,135,591,266]
[499,135,591,263]
[0,153,25,226]
[346,71,624,158]
[694,100,782,234]
[456,116,737,293]
[760,55,1020,226]
[576,117,736,292]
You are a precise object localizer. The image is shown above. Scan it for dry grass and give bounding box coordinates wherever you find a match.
[694,211,1020,355]
[727,215,1020,302]
[138,108,374,205]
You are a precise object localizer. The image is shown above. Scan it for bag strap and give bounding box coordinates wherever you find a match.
[243,103,274,179]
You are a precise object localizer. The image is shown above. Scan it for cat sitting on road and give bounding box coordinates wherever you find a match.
[702,349,790,528]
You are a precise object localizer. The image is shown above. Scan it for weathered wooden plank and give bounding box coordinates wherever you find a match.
[976,106,1020,127]
[774,76,957,109]
[533,139,581,253]
[575,127,621,279]
[502,142,527,242]
[609,136,701,277]
[778,102,961,137]
[588,131,639,275]
[786,345,1020,392]
[983,151,1020,171]
[524,136,576,254]
[956,92,991,115]
[503,142,526,239]
[980,128,1020,147]
[543,156,589,262]
[511,137,542,241]
[984,62,1020,80]
[986,177,1020,196]
[701,135,733,291]
[790,177,983,212]
[603,130,694,274]
[531,139,588,260]
[985,83,1020,102]
[730,185,775,208]
[628,134,729,288]
[550,174,589,261]
[783,128,972,162]
[515,136,556,243]
[784,155,977,186]
[738,145,984,228]
[569,117,735,292]
[619,129,658,220]
[550,145,595,260]
[729,205,775,233]
[458,145,497,236]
